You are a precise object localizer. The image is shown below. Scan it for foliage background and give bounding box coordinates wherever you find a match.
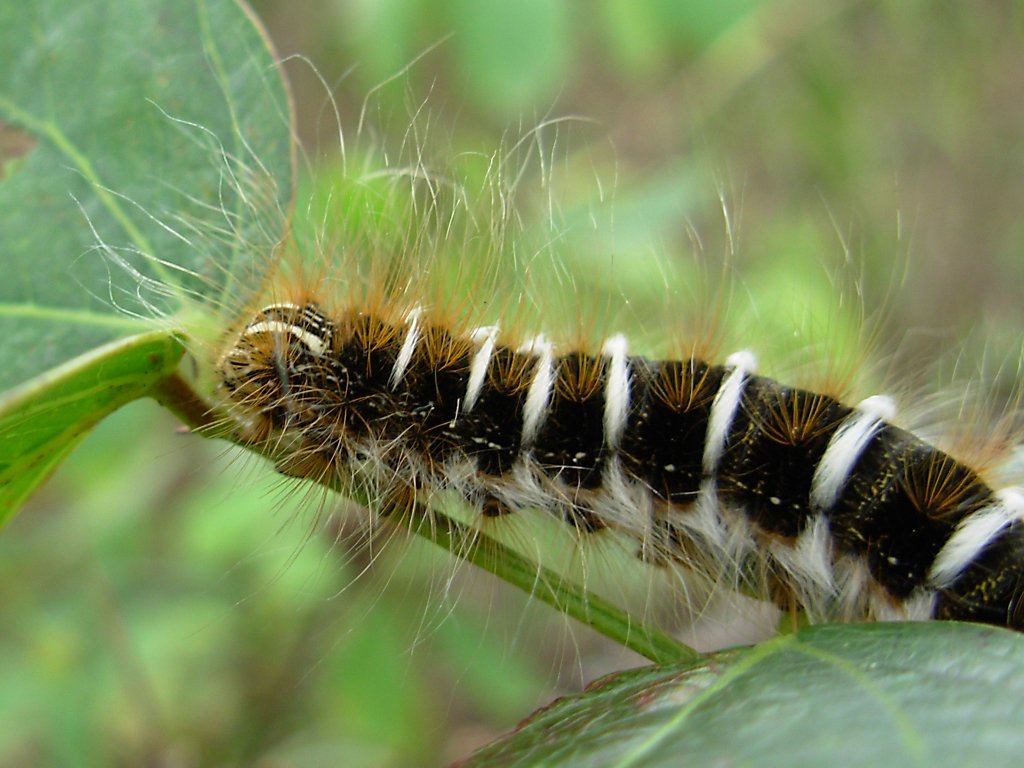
[3,0,1023,765]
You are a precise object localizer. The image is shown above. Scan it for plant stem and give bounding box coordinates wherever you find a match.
[149,368,702,665]
[408,505,701,664]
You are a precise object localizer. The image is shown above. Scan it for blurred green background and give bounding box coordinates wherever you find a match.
[4,0,1023,765]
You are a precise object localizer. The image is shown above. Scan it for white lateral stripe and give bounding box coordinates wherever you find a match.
[243,320,327,356]
[464,325,498,412]
[859,394,897,422]
[810,395,896,511]
[521,335,554,446]
[389,307,422,388]
[602,335,630,449]
[703,350,756,475]
[928,487,1024,587]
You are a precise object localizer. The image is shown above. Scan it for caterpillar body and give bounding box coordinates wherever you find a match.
[216,290,1024,634]
[140,35,1024,648]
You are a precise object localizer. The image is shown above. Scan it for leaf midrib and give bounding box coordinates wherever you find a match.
[0,94,173,289]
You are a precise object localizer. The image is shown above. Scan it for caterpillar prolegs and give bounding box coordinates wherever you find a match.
[217,294,1024,634]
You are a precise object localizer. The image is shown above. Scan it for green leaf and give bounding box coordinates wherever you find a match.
[465,622,1024,767]
[0,332,183,524]
[0,0,293,522]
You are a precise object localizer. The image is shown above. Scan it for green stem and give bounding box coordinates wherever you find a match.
[150,369,702,665]
[407,505,700,665]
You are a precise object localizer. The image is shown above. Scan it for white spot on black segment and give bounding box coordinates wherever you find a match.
[929,487,1024,587]
[389,306,422,389]
[810,395,896,512]
[464,325,498,412]
[703,350,757,476]
[602,335,629,449]
[520,335,554,446]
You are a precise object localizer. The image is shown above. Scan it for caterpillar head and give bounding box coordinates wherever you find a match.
[218,303,338,432]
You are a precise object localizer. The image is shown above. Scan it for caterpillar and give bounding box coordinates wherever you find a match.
[8,4,1024,765]
[209,243,1024,637]
[122,27,1024,652]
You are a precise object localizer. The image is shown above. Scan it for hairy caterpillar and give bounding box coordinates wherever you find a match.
[90,24,1024,656]
[116,50,1019,653]
[212,263,1024,636]
[8,3,1024,765]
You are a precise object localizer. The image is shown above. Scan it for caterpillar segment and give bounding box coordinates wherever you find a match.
[217,302,1024,631]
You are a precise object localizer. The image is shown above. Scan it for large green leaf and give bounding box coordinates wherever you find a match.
[465,622,1024,767]
[0,0,293,520]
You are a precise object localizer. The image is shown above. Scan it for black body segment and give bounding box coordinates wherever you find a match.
[532,352,608,489]
[934,524,1024,625]
[830,426,996,598]
[716,380,852,538]
[619,358,725,505]
[454,348,533,477]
